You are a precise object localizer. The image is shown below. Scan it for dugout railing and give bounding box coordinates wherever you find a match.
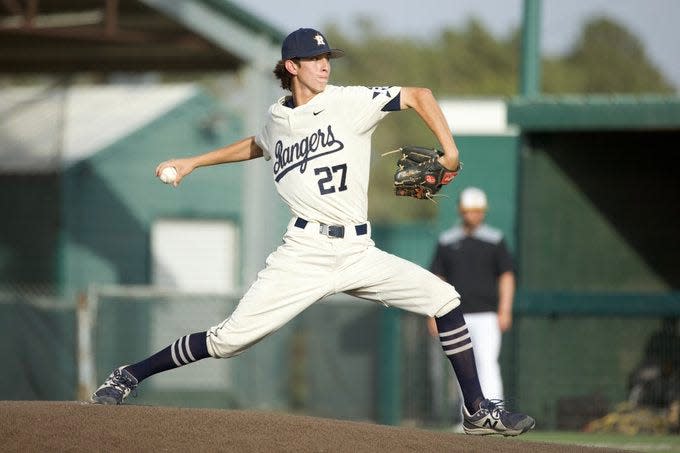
[507,290,680,431]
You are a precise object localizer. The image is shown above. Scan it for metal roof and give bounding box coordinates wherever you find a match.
[0,0,284,73]
[508,95,680,131]
[0,84,198,173]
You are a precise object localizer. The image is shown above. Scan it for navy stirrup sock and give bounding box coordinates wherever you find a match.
[124,331,210,383]
[435,308,484,414]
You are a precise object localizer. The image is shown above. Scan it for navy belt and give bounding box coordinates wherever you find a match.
[294,217,367,238]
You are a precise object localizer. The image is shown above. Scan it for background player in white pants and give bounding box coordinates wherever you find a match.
[91,27,533,436]
[428,187,515,412]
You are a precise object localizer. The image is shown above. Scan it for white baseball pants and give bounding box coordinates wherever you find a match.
[207,218,460,358]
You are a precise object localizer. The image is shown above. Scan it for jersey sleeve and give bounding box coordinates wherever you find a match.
[495,239,514,275]
[341,85,402,134]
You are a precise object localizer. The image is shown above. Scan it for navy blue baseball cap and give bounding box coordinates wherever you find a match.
[281,28,344,60]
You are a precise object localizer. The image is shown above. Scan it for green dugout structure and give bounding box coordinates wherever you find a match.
[506,95,680,430]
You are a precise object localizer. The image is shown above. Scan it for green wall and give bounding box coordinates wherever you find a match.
[0,174,60,288]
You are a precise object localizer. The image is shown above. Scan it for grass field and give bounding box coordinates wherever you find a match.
[523,431,680,453]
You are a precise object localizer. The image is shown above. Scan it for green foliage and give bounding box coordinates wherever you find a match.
[324,17,675,222]
[328,18,520,96]
[544,18,675,94]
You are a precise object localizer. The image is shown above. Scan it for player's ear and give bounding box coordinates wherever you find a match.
[284,59,299,75]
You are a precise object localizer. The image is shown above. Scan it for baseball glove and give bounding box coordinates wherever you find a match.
[392,146,462,199]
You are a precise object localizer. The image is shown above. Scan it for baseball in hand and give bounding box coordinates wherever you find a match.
[159,166,178,185]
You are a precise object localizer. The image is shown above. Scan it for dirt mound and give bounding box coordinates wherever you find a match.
[1,401,623,452]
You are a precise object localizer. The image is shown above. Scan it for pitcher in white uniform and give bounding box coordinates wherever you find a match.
[90,27,534,437]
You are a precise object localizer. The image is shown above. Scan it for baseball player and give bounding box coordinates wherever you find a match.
[91,27,534,436]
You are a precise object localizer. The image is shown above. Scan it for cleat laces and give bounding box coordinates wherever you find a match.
[484,399,505,420]
[105,368,138,398]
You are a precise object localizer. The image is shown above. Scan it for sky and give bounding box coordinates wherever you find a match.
[231,0,680,91]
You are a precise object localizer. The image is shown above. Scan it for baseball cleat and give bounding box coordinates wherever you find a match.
[90,366,138,405]
[462,399,535,436]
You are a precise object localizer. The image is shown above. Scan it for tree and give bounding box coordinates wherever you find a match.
[544,18,674,94]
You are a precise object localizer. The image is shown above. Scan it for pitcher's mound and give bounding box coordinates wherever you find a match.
[1,401,622,452]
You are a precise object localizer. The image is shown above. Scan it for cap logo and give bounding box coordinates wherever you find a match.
[313,34,325,46]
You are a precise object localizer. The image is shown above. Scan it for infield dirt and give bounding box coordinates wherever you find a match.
[1,401,628,452]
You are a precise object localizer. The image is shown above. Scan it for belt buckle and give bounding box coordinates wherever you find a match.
[320,224,345,238]
[328,225,345,238]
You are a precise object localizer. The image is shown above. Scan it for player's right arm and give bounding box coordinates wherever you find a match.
[155,136,263,186]
[399,87,460,172]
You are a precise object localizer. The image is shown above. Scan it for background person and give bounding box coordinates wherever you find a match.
[428,186,515,409]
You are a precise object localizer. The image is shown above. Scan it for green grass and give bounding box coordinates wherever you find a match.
[522,431,680,453]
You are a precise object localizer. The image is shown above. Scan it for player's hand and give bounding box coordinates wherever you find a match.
[155,158,194,187]
[498,311,512,332]
[437,154,460,172]
[426,316,439,338]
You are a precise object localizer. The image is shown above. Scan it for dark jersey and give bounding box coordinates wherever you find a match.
[430,224,513,314]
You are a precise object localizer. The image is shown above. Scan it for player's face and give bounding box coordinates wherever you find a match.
[460,208,486,230]
[295,53,331,94]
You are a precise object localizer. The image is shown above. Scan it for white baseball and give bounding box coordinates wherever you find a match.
[159,166,178,185]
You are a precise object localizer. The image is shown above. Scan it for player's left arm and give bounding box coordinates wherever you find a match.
[496,239,516,332]
[399,87,460,171]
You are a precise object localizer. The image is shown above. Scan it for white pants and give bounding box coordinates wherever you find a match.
[466,312,504,400]
[207,219,461,358]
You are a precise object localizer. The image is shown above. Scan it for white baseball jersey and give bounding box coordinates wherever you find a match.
[255,84,397,225]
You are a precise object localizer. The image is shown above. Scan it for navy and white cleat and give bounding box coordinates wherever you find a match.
[462,399,535,436]
[90,366,138,405]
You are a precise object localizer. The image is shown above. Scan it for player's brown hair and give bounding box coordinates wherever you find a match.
[273,59,299,91]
